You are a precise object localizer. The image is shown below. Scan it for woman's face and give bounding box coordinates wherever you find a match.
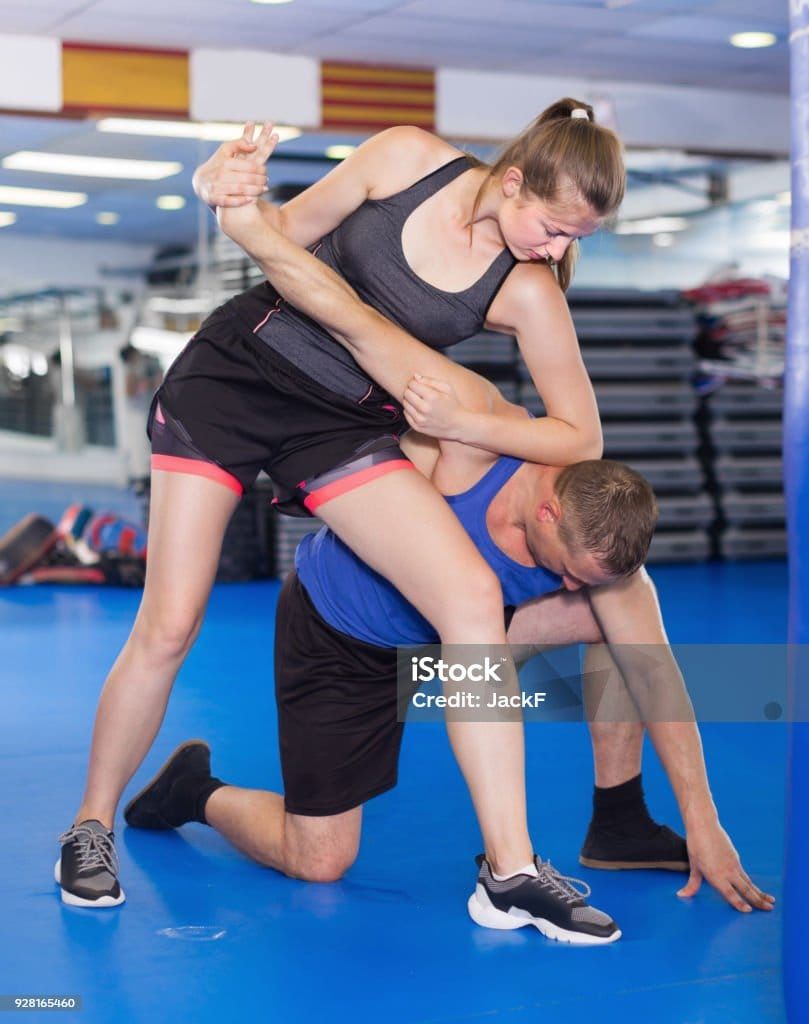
[497,168,603,264]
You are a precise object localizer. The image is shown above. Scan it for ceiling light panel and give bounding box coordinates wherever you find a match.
[156,195,186,210]
[2,151,182,180]
[615,216,689,235]
[0,186,87,208]
[97,118,301,143]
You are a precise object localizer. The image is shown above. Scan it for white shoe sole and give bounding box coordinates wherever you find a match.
[467,884,620,946]
[54,859,126,908]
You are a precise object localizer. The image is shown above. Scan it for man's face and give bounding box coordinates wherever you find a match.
[525,503,616,592]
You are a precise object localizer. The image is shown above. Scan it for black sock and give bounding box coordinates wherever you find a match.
[195,777,226,826]
[165,774,226,827]
[590,773,659,838]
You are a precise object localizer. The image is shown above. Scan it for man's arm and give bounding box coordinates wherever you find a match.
[587,571,774,912]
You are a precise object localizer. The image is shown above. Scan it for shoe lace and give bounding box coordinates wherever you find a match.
[535,858,591,903]
[59,825,119,876]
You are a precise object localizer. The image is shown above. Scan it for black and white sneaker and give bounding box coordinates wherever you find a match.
[55,819,125,908]
[467,854,620,945]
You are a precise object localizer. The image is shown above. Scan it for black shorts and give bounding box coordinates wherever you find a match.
[275,571,518,817]
[276,571,404,816]
[149,306,411,515]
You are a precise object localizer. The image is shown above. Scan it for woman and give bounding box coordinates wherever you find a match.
[57,99,624,913]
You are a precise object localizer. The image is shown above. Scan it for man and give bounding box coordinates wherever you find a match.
[117,214,772,940]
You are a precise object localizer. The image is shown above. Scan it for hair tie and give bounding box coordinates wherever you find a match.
[571,108,589,120]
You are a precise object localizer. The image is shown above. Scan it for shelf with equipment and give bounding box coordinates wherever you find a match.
[688,279,785,560]
[512,287,708,563]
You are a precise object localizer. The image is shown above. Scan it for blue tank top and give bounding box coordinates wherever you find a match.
[295,457,562,647]
[228,156,517,401]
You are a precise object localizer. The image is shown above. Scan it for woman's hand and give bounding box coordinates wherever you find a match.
[403,374,468,440]
[216,124,281,243]
[193,122,277,208]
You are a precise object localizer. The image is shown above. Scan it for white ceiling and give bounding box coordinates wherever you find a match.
[1,0,788,93]
[0,0,789,246]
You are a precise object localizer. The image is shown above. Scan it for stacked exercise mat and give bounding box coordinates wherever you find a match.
[707,380,785,558]
[517,288,711,563]
[688,279,786,558]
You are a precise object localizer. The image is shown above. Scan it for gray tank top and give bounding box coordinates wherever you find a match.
[230,155,517,401]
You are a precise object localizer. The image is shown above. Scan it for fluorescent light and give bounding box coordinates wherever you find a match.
[147,296,211,313]
[97,118,301,143]
[753,229,789,250]
[156,195,186,211]
[3,345,43,379]
[749,199,779,216]
[0,186,86,208]
[653,233,676,248]
[325,145,356,160]
[130,326,193,357]
[96,212,119,226]
[730,31,777,49]
[0,211,17,228]
[615,216,688,235]
[31,352,49,376]
[250,0,295,5]
[2,151,182,180]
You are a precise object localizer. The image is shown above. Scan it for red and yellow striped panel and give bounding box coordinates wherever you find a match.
[62,43,189,118]
[321,62,435,132]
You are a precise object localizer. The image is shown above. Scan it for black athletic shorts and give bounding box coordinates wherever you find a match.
[148,305,411,515]
[275,570,518,817]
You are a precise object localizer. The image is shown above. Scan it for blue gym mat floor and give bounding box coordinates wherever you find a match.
[2,561,788,1023]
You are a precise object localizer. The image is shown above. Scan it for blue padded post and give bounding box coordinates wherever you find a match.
[785,5,809,1021]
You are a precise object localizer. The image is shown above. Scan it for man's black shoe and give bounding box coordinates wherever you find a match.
[580,821,689,872]
[124,740,212,829]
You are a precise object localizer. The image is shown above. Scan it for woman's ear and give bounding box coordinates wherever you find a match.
[501,165,525,199]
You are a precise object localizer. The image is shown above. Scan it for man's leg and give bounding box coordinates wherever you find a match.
[507,590,688,871]
[507,589,646,787]
[589,722,644,788]
[205,788,361,882]
[124,741,361,882]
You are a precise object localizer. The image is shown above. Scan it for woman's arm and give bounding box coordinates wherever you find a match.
[344,260,603,465]
[220,202,499,411]
[196,122,457,248]
[478,263,603,462]
[216,131,599,468]
[222,203,600,467]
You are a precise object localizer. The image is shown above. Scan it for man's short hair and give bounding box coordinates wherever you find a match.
[554,460,658,578]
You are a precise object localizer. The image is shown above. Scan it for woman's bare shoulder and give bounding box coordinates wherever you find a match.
[485,261,564,333]
[365,127,465,201]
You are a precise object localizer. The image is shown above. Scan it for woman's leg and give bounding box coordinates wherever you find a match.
[315,467,533,874]
[73,468,240,828]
